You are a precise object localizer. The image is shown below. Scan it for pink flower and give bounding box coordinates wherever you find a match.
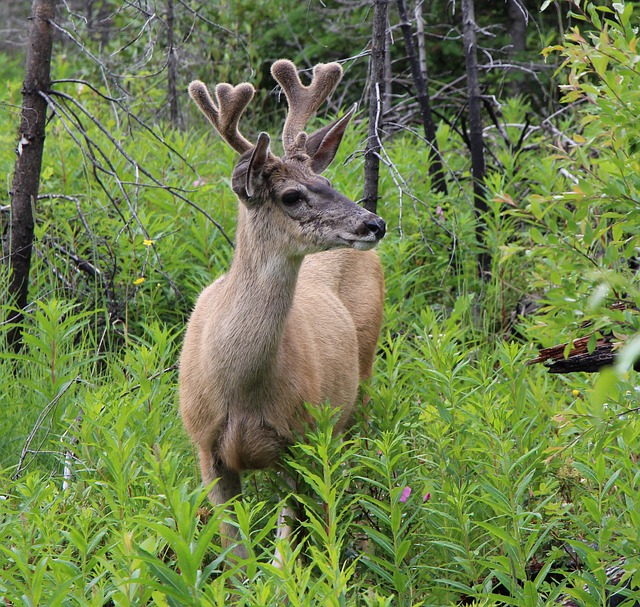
[399,486,412,503]
[193,178,206,187]
[423,492,431,503]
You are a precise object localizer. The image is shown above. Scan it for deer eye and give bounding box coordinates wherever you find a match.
[281,190,304,206]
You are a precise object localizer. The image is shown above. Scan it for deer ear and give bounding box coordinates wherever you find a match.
[246,132,271,200]
[306,103,357,174]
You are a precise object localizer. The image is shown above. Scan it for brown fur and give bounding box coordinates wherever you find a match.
[179,60,385,563]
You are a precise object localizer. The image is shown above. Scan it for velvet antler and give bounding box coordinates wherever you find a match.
[270,60,343,156]
[188,80,255,154]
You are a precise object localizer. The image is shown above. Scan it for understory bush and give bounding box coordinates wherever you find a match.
[1,289,639,605]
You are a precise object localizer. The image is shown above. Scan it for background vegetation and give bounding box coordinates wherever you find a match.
[1,0,639,605]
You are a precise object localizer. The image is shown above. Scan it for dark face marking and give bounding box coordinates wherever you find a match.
[306,179,335,198]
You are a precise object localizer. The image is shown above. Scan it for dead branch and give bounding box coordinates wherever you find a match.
[14,375,82,479]
[41,89,233,247]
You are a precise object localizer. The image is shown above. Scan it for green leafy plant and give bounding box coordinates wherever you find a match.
[526,1,640,346]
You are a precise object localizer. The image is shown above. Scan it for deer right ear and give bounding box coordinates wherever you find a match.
[306,103,357,174]
[245,132,271,200]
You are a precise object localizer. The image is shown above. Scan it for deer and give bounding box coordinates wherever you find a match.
[179,59,385,566]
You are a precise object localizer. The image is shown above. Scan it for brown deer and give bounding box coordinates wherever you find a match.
[179,59,385,564]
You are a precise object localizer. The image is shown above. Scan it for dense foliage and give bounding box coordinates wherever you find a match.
[1,1,639,605]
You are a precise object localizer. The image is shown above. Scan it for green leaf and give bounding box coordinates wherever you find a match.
[616,335,640,372]
[591,367,618,411]
[530,227,545,244]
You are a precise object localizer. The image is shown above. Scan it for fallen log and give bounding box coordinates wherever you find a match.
[527,334,624,373]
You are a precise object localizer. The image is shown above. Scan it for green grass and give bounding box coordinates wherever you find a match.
[2,234,639,605]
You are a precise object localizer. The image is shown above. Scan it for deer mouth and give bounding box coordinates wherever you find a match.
[339,215,386,249]
[350,239,380,251]
[338,234,384,251]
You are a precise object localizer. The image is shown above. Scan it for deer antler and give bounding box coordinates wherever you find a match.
[188,80,255,154]
[271,60,343,156]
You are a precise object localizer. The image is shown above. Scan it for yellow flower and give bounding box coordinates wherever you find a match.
[134,277,145,285]
[143,239,154,247]
[572,389,580,397]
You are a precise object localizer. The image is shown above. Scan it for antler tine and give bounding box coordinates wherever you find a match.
[271,60,343,156]
[188,80,255,154]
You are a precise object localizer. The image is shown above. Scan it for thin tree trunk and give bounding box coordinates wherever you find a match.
[461,0,491,278]
[3,0,55,351]
[363,0,388,214]
[383,28,393,111]
[507,0,527,55]
[166,0,180,127]
[396,0,447,195]
[506,0,528,96]
[414,3,427,83]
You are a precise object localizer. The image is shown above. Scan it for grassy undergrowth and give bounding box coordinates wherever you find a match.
[2,210,639,606]
[1,277,639,606]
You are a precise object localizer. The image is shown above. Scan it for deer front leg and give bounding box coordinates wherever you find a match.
[273,503,296,569]
[199,447,249,562]
[272,473,298,569]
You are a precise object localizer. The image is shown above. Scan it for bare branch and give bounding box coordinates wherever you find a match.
[14,376,82,479]
[40,89,233,247]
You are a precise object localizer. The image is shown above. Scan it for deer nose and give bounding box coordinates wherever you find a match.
[365,217,386,240]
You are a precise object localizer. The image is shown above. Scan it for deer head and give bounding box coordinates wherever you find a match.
[188,60,385,257]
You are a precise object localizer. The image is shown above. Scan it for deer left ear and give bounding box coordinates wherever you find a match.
[246,132,271,199]
[306,103,357,174]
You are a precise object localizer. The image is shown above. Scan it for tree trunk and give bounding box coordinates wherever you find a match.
[461,0,491,278]
[414,3,427,82]
[3,0,55,351]
[396,0,447,195]
[166,0,181,128]
[507,0,527,55]
[363,0,388,214]
[383,28,393,111]
[506,0,528,95]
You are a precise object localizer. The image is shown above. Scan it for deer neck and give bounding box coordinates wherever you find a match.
[222,206,303,385]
